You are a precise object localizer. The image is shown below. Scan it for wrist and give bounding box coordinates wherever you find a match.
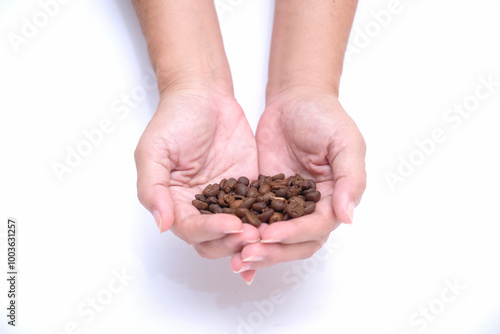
[266,76,340,106]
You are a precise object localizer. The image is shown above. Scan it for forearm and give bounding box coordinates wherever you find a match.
[267,0,358,99]
[132,0,233,94]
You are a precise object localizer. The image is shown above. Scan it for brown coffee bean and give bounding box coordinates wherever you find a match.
[258,174,266,188]
[259,184,272,194]
[209,204,223,213]
[224,178,237,193]
[249,180,259,188]
[222,208,235,214]
[302,187,316,196]
[230,199,244,209]
[237,176,250,186]
[286,186,301,199]
[195,194,206,201]
[286,201,304,218]
[303,179,316,191]
[304,201,316,214]
[268,212,283,223]
[219,178,228,192]
[203,183,220,197]
[235,183,248,196]
[305,191,321,203]
[235,207,249,218]
[206,196,218,204]
[264,176,273,185]
[271,173,285,181]
[200,210,211,215]
[192,199,208,210]
[275,187,288,198]
[252,202,267,213]
[240,197,255,209]
[288,196,306,207]
[245,211,262,227]
[258,208,275,222]
[271,198,286,212]
[247,187,259,198]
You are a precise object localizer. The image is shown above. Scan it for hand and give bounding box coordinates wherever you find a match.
[135,89,261,266]
[230,88,366,273]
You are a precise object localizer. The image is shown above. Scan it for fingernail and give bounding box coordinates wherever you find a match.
[260,238,281,243]
[224,229,244,234]
[245,278,254,285]
[242,255,264,262]
[346,202,354,224]
[233,266,251,274]
[242,238,260,246]
[153,210,162,233]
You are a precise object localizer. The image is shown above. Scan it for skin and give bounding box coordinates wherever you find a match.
[132,0,366,284]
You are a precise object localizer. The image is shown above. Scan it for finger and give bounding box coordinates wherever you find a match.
[259,194,340,244]
[327,127,367,224]
[230,253,257,284]
[193,223,260,259]
[171,210,244,245]
[134,138,175,233]
[235,238,328,270]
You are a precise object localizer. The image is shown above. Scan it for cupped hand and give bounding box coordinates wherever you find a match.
[231,89,366,274]
[135,89,260,264]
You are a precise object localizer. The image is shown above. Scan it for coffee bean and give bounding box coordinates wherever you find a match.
[224,178,237,193]
[206,196,218,204]
[305,191,321,203]
[247,187,259,198]
[235,183,248,196]
[240,197,255,209]
[192,199,208,210]
[249,180,259,188]
[245,211,262,227]
[286,201,304,218]
[237,176,250,186]
[235,207,249,218]
[222,208,235,214]
[275,187,288,198]
[304,201,316,214]
[195,194,206,201]
[271,173,285,181]
[209,204,223,213]
[252,202,267,213]
[258,208,275,222]
[271,198,286,211]
[203,183,220,197]
[259,184,272,194]
[230,199,244,209]
[200,210,211,215]
[269,212,283,223]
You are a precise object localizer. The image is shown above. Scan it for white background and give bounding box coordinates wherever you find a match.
[1,0,500,333]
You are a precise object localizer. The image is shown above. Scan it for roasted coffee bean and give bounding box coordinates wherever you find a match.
[288,196,306,207]
[271,198,286,212]
[305,191,321,203]
[303,179,316,191]
[249,180,259,188]
[269,212,283,223]
[245,211,262,227]
[259,184,272,194]
[237,176,250,186]
[286,201,305,218]
[209,204,223,213]
[258,208,275,222]
[240,197,255,209]
[224,178,237,193]
[200,210,212,215]
[206,196,218,204]
[219,178,228,192]
[230,199,244,209]
[264,176,273,185]
[195,194,206,201]
[192,199,209,210]
[235,183,248,196]
[247,187,259,198]
[235,207,249,218]
[304,201,316,214]
[286,186,301,199]
[271,173,285,181]
[203,183,220,197]
[275,187,288,198]
[222,208,236,214]
[302,187,316,196]
[258,174,266,188]
[252,202,267,213]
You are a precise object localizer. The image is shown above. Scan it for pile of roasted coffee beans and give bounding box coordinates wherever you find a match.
[191,173,321,227]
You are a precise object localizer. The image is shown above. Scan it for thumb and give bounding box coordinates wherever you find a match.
[328,133,366,224]
[134,142,175,233]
